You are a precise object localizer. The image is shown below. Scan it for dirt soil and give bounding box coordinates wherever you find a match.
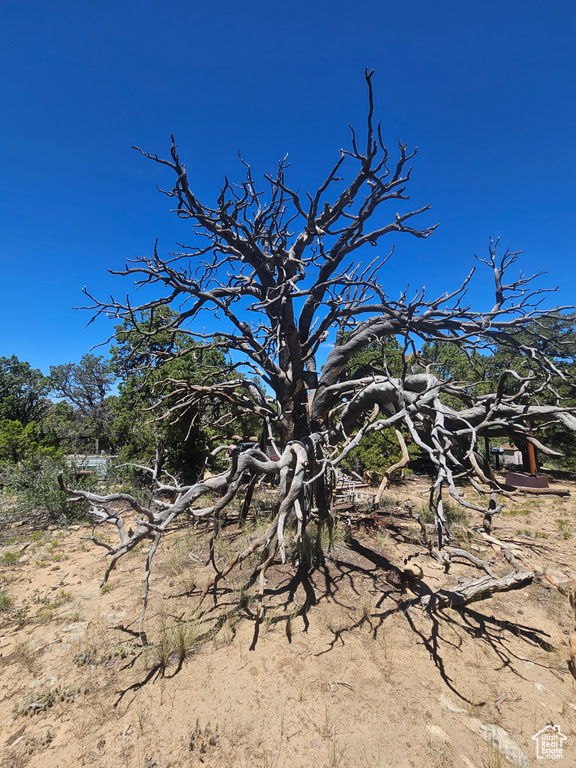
[1,474,576,768]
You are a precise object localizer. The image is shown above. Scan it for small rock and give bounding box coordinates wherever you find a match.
[545,571,573,593]
[427,725,450,743]
[532,682,545,693]
[29,674,58,688]
[107,611,127,623]
[467,719,530,768]
[58,621,89,641]
[69,525,81,531]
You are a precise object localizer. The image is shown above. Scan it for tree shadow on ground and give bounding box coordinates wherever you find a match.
[111,526,558,709]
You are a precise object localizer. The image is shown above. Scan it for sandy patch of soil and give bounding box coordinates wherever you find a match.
[1,474,575,768]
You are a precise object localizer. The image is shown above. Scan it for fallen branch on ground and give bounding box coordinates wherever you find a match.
[419,570,534,612]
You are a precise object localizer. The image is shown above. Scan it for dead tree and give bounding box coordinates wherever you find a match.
[68,70,576,608]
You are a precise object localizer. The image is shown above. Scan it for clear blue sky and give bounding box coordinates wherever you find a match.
[1,0,575,373]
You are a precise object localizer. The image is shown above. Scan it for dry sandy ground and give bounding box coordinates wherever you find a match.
[1,474,576,768]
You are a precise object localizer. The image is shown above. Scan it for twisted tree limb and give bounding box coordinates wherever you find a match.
[419,571,534,612]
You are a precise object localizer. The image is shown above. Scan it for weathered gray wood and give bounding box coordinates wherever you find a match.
[420,571,534,612]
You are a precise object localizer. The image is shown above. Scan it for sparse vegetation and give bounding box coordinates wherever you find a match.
[32,589,73,623]
[156,617,204,671]
[501,507,532,517]
[14,685,88,717]
[556,518,572,538]
[1,470,575,768]
[0,589,13,611]
[189,719,219,753]
[516,528,550,539]
[419,500,470,529]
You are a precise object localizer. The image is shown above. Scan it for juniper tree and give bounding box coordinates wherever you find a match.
[62,71,576,607]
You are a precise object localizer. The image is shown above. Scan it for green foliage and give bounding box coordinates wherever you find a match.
[0,356,50,426]
[112,360,212,482]
[1,353,115,458]
[2,455,96,523]
[421,318,576,469]
[500,319,576,469]
[189,719,219,753]
[341,336,420,475]
[48,354,117,452]
[341,427,418,477]
[0,420,42,463]
[49,354,116,414]
[38,401,82,450]
[343,335,405,379]
[556,518,572,538]
[420,500,469,526]
[110,309,247,483]
[420,340,483,383]
[418,341,491,412]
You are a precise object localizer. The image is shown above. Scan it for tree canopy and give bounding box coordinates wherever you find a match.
[0,355,49,427]
[48,354,116,452]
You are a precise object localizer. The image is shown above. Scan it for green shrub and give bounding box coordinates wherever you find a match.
[2,455,97,523]
[420,500,469,526]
